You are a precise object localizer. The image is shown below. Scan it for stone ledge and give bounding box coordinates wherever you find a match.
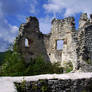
[1,73,92,92]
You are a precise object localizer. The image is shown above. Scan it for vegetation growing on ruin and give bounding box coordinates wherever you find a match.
[86,59,91,64]
[0,43,64,76]
[0,50,75,76]
[15,79,48,92]
[14,80,26,92]
[0,50,26,76]
[0,52,6,65]
[0,51,63,76]
[0,41,76,76]
[63,61,73,73]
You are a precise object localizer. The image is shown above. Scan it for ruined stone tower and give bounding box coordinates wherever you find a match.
[16,13,92,72]
[15,17,50,63]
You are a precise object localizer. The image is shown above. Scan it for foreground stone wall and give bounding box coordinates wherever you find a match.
[1,73,92,92]
[15,78,92,92]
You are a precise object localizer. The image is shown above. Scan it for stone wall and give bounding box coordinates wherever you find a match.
[1,73,92,92]
[77,13,92,71]
[47,17,79,70]
[16,13,92,72]
[16,16,50,63]
[15,78,92,92]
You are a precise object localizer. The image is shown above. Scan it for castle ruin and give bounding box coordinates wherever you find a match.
[16,13,92,72]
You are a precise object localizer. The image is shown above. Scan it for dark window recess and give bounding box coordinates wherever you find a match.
[90,14,92,19]
[38,34,43,39]
[28,39,33,46]
[56,40,64,50]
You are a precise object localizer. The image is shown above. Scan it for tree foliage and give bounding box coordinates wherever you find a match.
[25,56,63,76]
[0,49,63,76]
[0,50,26,76]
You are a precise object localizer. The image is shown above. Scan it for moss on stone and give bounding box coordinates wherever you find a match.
[32,82,37,91]
[63,61,73,73]
[41,85,47,92]
[82,90,87,92]
[86,59,91,64]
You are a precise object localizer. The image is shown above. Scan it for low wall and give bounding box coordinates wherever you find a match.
[1,73,92,92]
[14,73,92,92]
[15,78,92,92]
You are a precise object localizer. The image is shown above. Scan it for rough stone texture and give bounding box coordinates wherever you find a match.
[48,17,79,71]
[16,78,92,92]
[16,13,92,72]
[16,16,50,63]
[1,73,92,92]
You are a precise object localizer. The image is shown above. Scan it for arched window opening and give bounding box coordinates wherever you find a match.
[25,38,29,47]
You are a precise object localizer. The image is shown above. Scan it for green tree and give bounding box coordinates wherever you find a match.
[0,50,26,76]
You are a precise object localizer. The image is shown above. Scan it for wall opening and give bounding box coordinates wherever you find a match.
[56,40,64,50]
[25,38,29,47]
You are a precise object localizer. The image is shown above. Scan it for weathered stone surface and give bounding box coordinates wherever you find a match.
[16,78,92,92]
[16,16,50,63]
[16,13,92,72]
[1,73,92,92]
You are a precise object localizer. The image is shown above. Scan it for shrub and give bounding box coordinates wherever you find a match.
[0,52,63,76]
[86,59,91,64]
[14,79,26,92]
[63,62,73,73]
[0,50,26,76]
[0,42,63,76]
[24,56,63,75]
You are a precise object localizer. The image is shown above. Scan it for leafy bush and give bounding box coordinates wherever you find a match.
[0,50,63,76]
[0,50,26,76]
[0,42,63,76]
[14,79,26,92]
[0,52,6,65]
[24,56,63,75]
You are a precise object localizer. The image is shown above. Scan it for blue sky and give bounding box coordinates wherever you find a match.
[0,0,92,52]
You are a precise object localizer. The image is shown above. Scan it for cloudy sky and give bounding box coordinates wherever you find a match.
[0,0,92,52]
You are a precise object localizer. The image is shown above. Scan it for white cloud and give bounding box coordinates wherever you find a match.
[0,21,18,43]
[43,0,63,13]
[0,2,18,51]
[29,0,38,14]
[0,20,18,43]
[43,0,92,17]
[9,25,18,34]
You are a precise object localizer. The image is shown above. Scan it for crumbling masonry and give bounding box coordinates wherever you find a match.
[16,13,92,72]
